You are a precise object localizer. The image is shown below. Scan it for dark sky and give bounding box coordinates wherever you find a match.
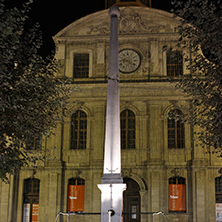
[5,0,172,56]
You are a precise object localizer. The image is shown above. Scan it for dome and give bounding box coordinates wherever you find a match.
[53,6,180,42]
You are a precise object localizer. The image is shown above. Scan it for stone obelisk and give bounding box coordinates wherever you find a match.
[98,6,126,222]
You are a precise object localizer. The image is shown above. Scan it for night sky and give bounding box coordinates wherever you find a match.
[5,0,172,57]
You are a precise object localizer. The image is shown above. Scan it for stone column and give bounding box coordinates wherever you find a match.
[98,6,126,222]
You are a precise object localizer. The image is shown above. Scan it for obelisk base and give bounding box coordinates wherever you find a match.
[101,174,123,184]
[98,183,126,222]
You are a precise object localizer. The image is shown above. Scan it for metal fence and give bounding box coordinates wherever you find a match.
[54,211,168,222]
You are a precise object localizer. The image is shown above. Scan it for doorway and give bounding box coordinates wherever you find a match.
[23,178,40,222]
[123,177,141,222]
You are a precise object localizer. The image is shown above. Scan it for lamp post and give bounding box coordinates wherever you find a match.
[98,6,126,222]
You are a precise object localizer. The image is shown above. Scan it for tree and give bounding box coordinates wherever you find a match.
[171,0,222,153]
[0,0,69,182]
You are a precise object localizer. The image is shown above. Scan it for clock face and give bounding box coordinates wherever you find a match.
[119,49,141,73]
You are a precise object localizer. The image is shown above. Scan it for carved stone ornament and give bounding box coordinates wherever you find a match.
[91,26,109,34]
[73,169,82,178]
[171,168,181,177]
[119,8,165,34]
[122,168,132,177]
[121,100,133,107]
[197,169,206,180]
[91,7,166,35]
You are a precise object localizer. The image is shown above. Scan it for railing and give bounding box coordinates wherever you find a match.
[54,211,168,222]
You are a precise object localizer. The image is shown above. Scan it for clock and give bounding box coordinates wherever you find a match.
[119,49,141,73]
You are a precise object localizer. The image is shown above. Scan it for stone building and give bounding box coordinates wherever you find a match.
[0,1,222,222]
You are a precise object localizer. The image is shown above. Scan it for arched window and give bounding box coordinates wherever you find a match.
[167,50,183,77]
[23,178,40,222]
[67,178,85,212]
[168,109,185,149]
[70,110,87,150]
[121,109,136,149]
[169,176,186,185]
[169,176,186,213]
[215,177,222,203]
[68,177,85,186]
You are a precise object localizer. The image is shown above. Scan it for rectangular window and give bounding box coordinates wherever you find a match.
[73,53,89,78]
[167,51,183,77]
[121,110,135,149]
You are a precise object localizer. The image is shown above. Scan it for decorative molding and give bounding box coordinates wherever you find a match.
[73,169,82,178]
[119,8,166,34]
[122,168,132,177]
[120,101,140,115]
[197,169,206,180]
[171,168,181,177]
[91,8,167,35]
[121,100,133,107]
[91,26,109,35]
[122,169,147,190]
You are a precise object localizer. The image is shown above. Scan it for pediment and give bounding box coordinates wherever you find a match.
[54,7,180,39]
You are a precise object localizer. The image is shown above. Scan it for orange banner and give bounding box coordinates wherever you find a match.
[169,184,186,211]
[32,204,39,222]
[67,185,85,212]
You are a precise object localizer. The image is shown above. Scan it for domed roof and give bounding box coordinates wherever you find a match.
[53,7,180,42]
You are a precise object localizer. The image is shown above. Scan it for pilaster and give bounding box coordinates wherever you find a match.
[149,105,162,164]
[92,105,105,166]
[0,180,10,221]
[48,171,61,220]
[193,169,206,222]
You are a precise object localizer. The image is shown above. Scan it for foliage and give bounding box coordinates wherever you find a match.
[0,0,70,182]
[172,0,222,152]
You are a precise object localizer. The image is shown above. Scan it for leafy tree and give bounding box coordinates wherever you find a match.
[0,0,69,182]
[171,0,222,153]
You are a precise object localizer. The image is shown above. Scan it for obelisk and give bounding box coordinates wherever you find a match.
[98,6,126,222]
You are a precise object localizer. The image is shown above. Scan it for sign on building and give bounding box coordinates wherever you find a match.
[67,185,85,212]
[216,203,222,222]
[169,184,186,212]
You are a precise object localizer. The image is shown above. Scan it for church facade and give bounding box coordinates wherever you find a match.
[0,1,222,222]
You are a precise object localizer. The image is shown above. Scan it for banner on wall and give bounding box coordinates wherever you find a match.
[216,203,222,222]
[32,204,39,222]
[67,185,85,212]
[169,184,186,211]
[23,204,30,222]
